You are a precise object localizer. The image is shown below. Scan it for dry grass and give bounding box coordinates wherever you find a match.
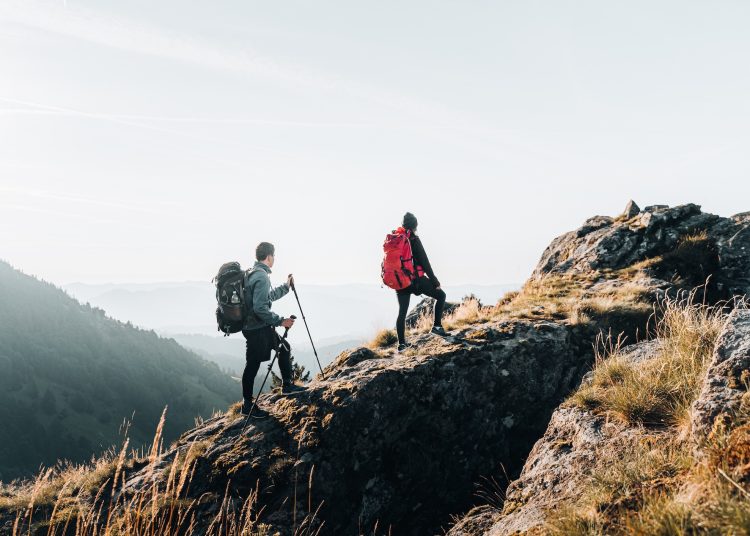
[570,295,725,426]
[491,272,651,327]
[493,274,587,321]
[370,328,398,348]
[3,408,323,536]
[545,299,750,535]
[443,297,485,330]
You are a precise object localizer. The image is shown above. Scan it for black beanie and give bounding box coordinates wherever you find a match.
[402,212,418,231]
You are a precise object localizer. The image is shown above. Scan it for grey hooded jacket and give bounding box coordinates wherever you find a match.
[243,261,290,330]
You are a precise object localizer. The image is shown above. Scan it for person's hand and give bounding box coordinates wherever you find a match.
[281,317,295,329]
[287,274,295,289]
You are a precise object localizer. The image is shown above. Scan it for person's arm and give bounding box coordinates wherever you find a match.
[252,274,284,326]
[411,236,440,287]
[269,282,290,302]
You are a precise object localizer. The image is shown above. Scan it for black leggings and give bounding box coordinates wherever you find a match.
[242,327,292,400]
[396,277,446,345]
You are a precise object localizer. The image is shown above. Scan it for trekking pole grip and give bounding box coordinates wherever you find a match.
[283,315,297,338]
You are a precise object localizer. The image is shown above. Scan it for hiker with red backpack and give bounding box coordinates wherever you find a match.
[382,212,447,352]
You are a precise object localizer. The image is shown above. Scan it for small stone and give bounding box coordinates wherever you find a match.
[622,200,640,218]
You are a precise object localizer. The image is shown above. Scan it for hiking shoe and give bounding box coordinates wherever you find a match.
[431,326,447,336]
[281,383,307,394]
[240,399,254,416]
[397,343,413,353]
[241,400,269,420]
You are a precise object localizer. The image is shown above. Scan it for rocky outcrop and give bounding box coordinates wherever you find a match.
[446,342,659,535]
[118,319,596,536]
[692,309,750,441]
[533,202,750,299]
[450,308,750,535]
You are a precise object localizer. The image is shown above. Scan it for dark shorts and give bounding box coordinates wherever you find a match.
[243,326,281,363]
[397,276,438,297]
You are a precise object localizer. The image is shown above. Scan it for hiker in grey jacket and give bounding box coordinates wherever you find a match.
[241,241,306,416]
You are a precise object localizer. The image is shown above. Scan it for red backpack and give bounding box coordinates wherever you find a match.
[381,227,423,290]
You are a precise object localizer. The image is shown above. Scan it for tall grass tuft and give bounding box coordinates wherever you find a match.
[6,409,323,536]
[570,293,726,426]
[544,297,750,535]
[370,328,398,348]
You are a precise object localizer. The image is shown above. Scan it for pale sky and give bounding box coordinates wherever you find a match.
[2,0,750,286]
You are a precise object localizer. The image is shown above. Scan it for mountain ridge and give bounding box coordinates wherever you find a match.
[3,201,749,535]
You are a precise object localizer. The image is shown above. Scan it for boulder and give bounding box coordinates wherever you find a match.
[622,199,641,219]
[691,309,750,441]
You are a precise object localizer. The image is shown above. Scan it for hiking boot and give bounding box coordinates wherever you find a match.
[281,382,307,394]
[431,326,447,336]
[397,343,413,353]
[241,400,269,419]
[240,398,254,416]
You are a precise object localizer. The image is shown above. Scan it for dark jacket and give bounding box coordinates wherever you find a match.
[243,262,289,330]
[409,233,440,288]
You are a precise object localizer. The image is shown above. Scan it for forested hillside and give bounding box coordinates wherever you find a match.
[0,260,237,481]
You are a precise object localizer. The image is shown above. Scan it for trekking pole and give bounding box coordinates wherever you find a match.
[241,315,295,433]
[290,281,325,378]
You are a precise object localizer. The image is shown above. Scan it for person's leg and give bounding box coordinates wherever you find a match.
[242,330,263,402]
[275,333,306,392]
[396,291,411,345]
[277,336,293,383]
[421,279,447,327]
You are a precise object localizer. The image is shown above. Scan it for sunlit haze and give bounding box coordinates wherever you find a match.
[2,1,750,287]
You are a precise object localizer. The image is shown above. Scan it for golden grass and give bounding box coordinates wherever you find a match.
[412,310,435,334]
[369,328,398,348]
[570,295,725,426]
[545,299,750,535]
[491,271,652,327]
[443,297,484,330]
[4,407,323,536]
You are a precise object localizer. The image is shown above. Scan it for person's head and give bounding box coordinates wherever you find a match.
[402,212,418,232]
[256,242,275,267]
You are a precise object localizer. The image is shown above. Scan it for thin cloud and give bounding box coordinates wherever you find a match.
[0,105,374,129]
[0,96,295,163]
[0,203,152,227]
[0,186,175,214]
[0,0,487,132]
[0,1,345,96]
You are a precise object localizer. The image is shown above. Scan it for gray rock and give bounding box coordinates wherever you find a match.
[622,199,641,219]
[455,341,658,535]
[452,313,750,535]
[116,320,599,536]
[691,309,750,441]
[532,203,750,298]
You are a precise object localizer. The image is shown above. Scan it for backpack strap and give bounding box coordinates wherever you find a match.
[243,267,265,319]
